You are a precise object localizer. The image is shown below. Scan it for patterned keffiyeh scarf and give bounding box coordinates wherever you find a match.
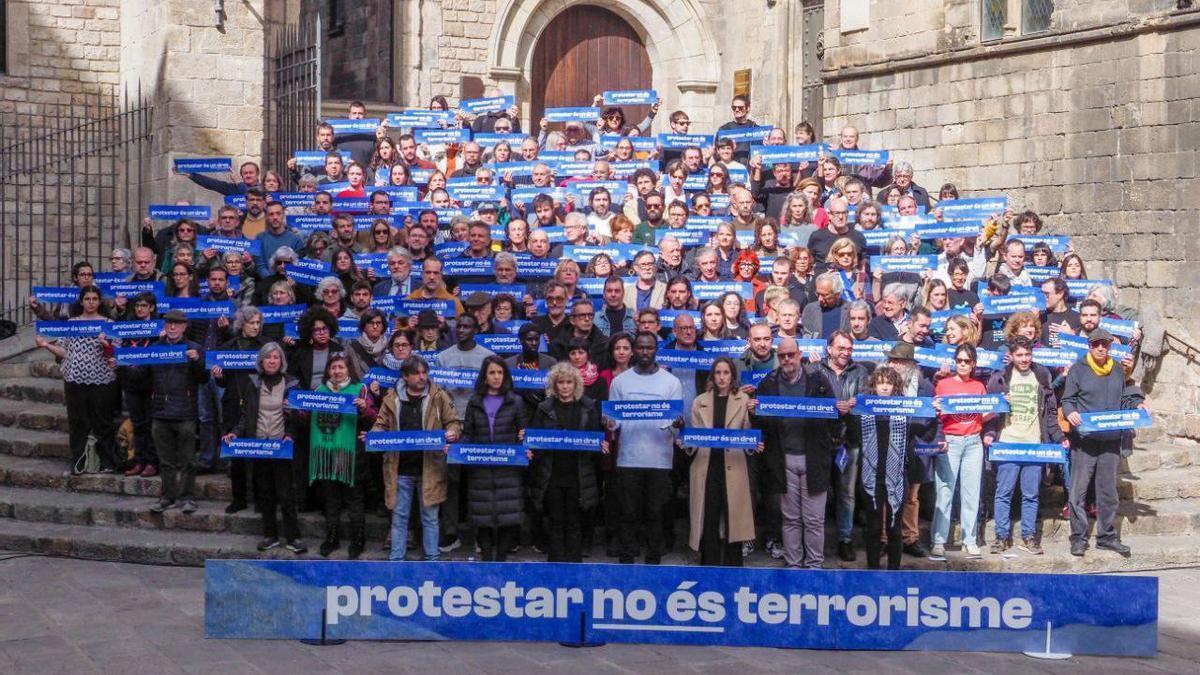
[859,415,907,526]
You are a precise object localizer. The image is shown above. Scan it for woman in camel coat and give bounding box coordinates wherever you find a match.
[687,356,759,566]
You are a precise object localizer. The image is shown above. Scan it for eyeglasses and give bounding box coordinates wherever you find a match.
[675,120,691,126]
[954,358,974,364]
[393,341,411,348]
[731,105,747,111]
[777,352,800,360]
[312,326,330,333]
[322,288,340,295]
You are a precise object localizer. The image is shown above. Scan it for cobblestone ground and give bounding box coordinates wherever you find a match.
[0,552,1197,674]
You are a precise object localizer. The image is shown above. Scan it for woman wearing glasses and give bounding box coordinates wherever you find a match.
[931,343,989,558]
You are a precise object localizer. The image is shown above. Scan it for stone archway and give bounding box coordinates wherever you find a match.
[488,0,721,129]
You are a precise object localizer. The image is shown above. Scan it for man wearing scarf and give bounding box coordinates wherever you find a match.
[1061,328,1149,558]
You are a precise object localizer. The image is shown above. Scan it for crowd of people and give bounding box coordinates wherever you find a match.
[26,89,1153,569]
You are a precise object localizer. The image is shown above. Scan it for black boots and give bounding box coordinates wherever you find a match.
[319,523,340,557]
[347,525,365,560]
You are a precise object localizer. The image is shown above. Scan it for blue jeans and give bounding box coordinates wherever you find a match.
[993,462,1041,540]
[196,379,223,469]
[836,445,860,542]
[932,433,984,546]
[390,475,440,561]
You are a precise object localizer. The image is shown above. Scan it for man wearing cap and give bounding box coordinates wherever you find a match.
[885,341,936,558]
[1061,328,1148,557]
[149,310,210,515]
[464,291,508,335]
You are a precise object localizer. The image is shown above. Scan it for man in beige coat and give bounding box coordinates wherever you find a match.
[372,355,461,561]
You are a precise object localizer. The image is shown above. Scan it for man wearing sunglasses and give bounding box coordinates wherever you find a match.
[717,95,759,163]
[1061,328,1149,558]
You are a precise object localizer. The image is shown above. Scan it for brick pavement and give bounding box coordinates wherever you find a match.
[1,552,1199,674]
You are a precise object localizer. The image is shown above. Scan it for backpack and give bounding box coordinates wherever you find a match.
[73,434,102,474]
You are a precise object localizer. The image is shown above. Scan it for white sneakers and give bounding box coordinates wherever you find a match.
[964,542,982,557]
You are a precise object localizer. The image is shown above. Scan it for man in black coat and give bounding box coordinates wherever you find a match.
[149,310,210,515]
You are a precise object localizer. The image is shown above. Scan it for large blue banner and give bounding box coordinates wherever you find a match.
[204,560,1157,656]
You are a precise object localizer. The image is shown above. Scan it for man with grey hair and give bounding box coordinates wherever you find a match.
[867,284,910,341]
[625,250,667,310]
[656,235,686,281]
[563,211,591,246]
[687,246,722,283]
[801,271,851,339]
[373,246,414,297]
[885,160,930,209]
[847,299,872,341]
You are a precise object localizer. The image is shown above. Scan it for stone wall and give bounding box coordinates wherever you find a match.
[821,1,1200,439]
[303,0,394,102]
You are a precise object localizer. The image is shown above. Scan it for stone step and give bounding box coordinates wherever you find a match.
[0,427,71,460]
[0,353,61,380]
[0,484,393,541]
[0,515,1194,571]
[1122,442,1200,474]
[0,454,232,502]
[0,398,71,434]
[966,498,1200,543]
[1119,471,1200,502]
[0,377,65,405]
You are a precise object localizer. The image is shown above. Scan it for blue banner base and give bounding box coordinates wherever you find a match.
[204,560,1156,657]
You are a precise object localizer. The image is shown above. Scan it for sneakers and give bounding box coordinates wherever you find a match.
[438,534,461,553]
[140,465,158,478]
[225,501,247,515]
[964,542,981,557]
[929,544,946,558]
[837,540,856,562]
[1097,540,1132,557]
[1017,538,1043,555]
[766,540,785,560]
[903,541,930,558]
[741,541,755,558]
[180,500,197,514]
[124,464,145,477]
[257,538,280,551]
[285,540,308,554]
[990,539,1010,555]
[1070,540,1087,557]
[150,499,176,514]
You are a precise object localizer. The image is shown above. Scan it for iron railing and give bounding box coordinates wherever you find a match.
[0,84,153,326]
[267,14,322,188]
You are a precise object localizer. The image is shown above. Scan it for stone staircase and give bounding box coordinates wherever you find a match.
[0,349,1198,572]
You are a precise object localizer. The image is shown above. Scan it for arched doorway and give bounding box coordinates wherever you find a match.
[530,5,653,126]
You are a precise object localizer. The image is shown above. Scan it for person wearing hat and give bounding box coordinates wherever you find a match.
[465,291,508,335]
[149,309,210,515]
[884,339,936,559]
[1061,327,1149,557]
[413,309,452,352]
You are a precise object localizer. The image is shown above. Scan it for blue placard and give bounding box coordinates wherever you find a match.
[609,160,654,178]
[830,148,890,166]
[681,428,762,449]
[220,438,293,460]
[378,185,420,203]
[852,395,937,418]
[692,281,752,301]
[861,228,901,247]
[205,350,259,371]
[1099,316,1138,339]
[506,369,546,391]
[714,126,774,144]
[175,157,232,173]
[684,216,729,232]
[555,161,596,177]
[351,252,388,277]
[914,442,944,457]
[853,341,896,363]
[115,344,189,366]
[988,442,1066,464]
[277,192,318,208]
[658,309,703,326]
[106,320,165,339]
[471,133,527,148]
[259,304,307,324]
[447,444,528,467]
[981,291,1046,315]
[390,299,457,317]
[939,394,1010,415]
[456,284,524,301]
[975,348,1005,371]
[32,286,82,304]
[442,256,498,278]
[655,228,707,246]
[361,367,401,389]
[202,560,1158,656]
[510,186,564,204]
[489,160,539,176]
[287,390,358,415]
[753,144,822,165]
[543,107,599,123]
[1012,235,1071,255]
[155,297,235,319]
[696,340,747,357]
[936,197,1008,219]
[916,220,986,240]
[352,214,404,231]
[429,367,479,389]
[602,89,658,105]
[148,205,211,221]
[602,400,684,421]
[448,184,503,202]
[284,263,332,287]
[1026,265,1059,283]
[869,255,938,273]
[415,128,470,145]
[196,235,254,254]
[1032,347,1082,368]
[385,110,456,128]
[1064,278,1110,299]
[754,396,839,419]
[293,150,352,168]
[475,334,523,354]
[365,430,447,453]
[92,271,128,284]
[514,257,559,278]
[598,134,658,152]
[325,118,380,135]
[657,133,711,149]
[287,214,333,231]
[336,317,361,340]
[564,244,650,265]
[34,320,107,338]
[1077,408,1152,433]
[332,197,370,213]
[1058,333,1132,361]
[524,429,604,452]
[657,349,717,371]
[914,345,955,370]
[461,95,514,115]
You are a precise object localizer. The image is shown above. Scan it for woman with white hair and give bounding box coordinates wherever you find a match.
[315,276,346,317]
[528,362,608,562]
